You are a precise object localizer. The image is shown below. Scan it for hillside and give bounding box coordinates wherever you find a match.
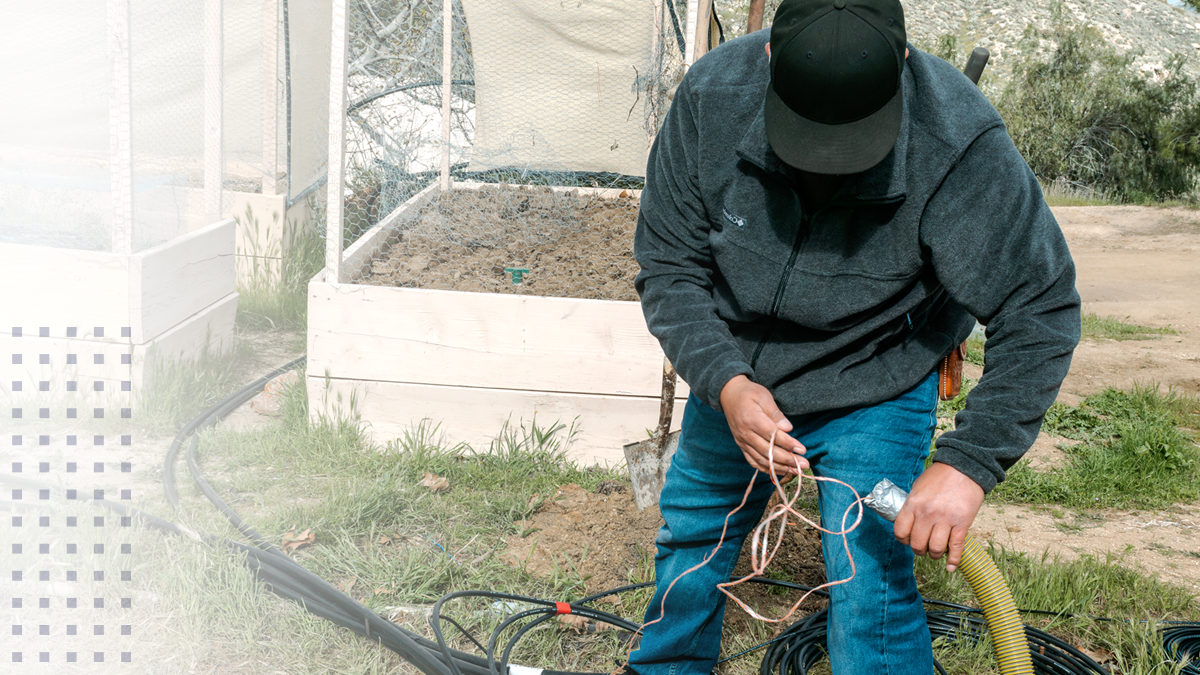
[905,0,1200,79]
[718,0,1200,80]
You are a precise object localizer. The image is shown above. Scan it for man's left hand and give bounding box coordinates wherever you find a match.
[892,462,985,572]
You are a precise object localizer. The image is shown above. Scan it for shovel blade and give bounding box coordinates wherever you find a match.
[623,430,680,510]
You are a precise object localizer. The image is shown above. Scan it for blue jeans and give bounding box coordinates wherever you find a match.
[627,371,939,675]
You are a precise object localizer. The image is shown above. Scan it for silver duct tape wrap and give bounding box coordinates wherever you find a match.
[863,479,908,523]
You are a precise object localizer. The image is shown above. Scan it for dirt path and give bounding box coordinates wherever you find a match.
[1057,205,1200,398]
[973,204,1200,592]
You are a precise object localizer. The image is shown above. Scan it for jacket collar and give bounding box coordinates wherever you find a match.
[735,63,914,204]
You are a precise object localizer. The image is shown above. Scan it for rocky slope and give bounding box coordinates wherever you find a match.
[720,0,1200,80]
[903,0,1200,80]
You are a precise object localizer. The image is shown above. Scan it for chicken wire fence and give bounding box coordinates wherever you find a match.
[333,0,725,302]
[0,0,332,254]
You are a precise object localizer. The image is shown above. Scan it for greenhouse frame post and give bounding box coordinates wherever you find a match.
[107,0,134,255]
[683,0,700,67]
[440,0,453,191]
[326,0,350,283]
[693,0,712,61]
[205,0,224,226]
[262,0,280,196]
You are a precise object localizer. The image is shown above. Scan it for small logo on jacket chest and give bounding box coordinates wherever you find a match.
[722,207,746,228]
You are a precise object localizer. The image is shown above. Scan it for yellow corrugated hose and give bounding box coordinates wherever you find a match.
[955,534,1034,675]
[865,480,1033,675]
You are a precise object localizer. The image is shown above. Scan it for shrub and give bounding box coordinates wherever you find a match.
[995,17,1200,203]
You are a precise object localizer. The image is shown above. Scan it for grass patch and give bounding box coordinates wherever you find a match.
[133,338,256,434]
[168,380,634,673]
[938,378,976,420]
[1042,193,1115,207]
[161,379,1200,674]
[963,336,985,366]
[993,384,1200,508]
[1082,313,1177,341]
[235,204,326,332]
[917,547,1196,675]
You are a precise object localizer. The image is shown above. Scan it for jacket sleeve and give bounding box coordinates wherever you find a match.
[634,81,754,409]
[920,125,1082,493]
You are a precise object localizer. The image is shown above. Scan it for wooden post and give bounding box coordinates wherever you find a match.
[107,0,134,255]
[439,0,453,192]
[748,0,765,34]
[692,0,713,62]
[683,0,699,67]
[646,0,662,143]
[262,0,280,196]
[205,0,224,225]
[650,0,663,69]
[326,0,349,283]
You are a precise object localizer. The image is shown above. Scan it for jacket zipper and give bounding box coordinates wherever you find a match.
[750,210,812,369]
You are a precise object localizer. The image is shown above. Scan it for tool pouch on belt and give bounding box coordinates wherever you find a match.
[938,342,967,401]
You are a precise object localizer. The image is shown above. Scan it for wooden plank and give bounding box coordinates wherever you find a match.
[308,281,691,399]
[232,192,289,250]
[440,0,453,191]
[692,0,713,62]
[236,255,283,287]
[307,377,687,467]
[683,0,699,66]
[0,244,131,330]
[343,182,440,282]
[130,291,239,387]
[205,0,224,225]
[107,0,134,255]
[262,0,280,196]
[0,332,134,438]
[132,219,236,344]
[325,0,350,283]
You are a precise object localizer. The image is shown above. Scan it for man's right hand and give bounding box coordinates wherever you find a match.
[719,375,808,477]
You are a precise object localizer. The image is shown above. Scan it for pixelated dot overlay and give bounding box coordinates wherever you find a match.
[4,325,136,667]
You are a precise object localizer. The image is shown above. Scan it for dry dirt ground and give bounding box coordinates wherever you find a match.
[506,204,1200,612]
[973,205,1200,593]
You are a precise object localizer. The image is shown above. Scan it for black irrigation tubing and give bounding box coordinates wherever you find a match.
[759,608,1113,675]
[1162,625,1200,675]
[11,356,1197,675]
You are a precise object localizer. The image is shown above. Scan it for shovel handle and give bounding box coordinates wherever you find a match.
[963,47,990,85]
[656,357,677,443]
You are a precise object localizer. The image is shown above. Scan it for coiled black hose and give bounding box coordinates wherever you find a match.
[1162,624,1200,675]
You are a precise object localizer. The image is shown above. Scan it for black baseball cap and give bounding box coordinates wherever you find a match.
[765,0,907,174]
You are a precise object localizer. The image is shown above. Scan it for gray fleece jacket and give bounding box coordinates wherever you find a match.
[633,31,1081,493]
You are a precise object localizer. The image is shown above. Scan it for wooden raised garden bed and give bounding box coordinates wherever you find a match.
[1,219,238,398]
[306,182,688,466]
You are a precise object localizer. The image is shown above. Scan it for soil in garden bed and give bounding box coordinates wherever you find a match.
[365,185,642,301]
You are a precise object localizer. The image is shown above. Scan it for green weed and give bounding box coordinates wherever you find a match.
[134,339,254,433]
[997,9,1200,204]
[235,204,326,332]
[938,378,976,419]
[963,336,986,366]
[1042,189,1115,207]
[993,385,1200,508]
[917,546,1195,675]
[1082,313,1177,341]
